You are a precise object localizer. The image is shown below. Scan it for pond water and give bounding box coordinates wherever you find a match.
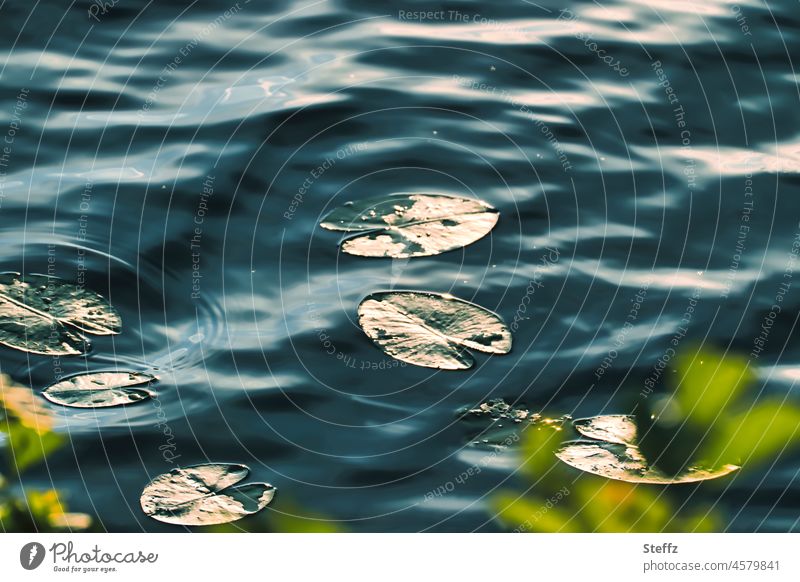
[1,0,799,531]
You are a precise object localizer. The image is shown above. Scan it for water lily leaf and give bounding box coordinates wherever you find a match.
[0,273,120,355]
[573,414,638,445]
[42,372,156,408]
[556,441,739,484]
[140,463,276,526]
[0,297,88,356]
[0,273,120,335]
[357,291,512,370]
[557,415,739,484]
[320,193,499,258]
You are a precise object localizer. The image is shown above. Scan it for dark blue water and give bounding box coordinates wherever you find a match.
[1,0,799,531]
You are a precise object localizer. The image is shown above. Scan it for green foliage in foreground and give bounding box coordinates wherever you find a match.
[0,374,92,532]
[492,346,800,532]
[1,372,341,533]
[492,421,722,532]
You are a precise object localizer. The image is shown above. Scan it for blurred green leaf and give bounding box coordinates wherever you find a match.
[2,419,63,474]
[26,489,92,531]
[0,373,56,431]
[491,491,580,533]
[0,488,92,532]
[673,507,721,533]
[520,417,567,486]
[0,374,64,474]
[706,400,800,466]
[673,347,755,427]
[574,480,673,532]
[0,374,93,532]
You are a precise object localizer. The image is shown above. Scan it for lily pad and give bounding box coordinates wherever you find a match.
[320,193,499,258]
[357,291,512,370]
[556,415,739,484]
[0,297,87,356]
[573,414,638,445]
[556,441,739,484]
[42,372,156,408]
[0,273,120,355]
[140,463,276,526]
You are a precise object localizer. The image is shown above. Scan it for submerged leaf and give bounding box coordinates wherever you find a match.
[557,415,738,484]
[459,399,550,446]
[140,463,276,526]
[0,273,120,355]
[320,193,499,258]
[461,399,539,424]
[42,372,156,408]
[357,291,511,369]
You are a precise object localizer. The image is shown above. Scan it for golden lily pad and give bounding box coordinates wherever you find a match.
[140,463,276,526]
[357,291,511,370]
[320,193,499,258]
[556,441,739,484]
[42,372,156,408]
[0,296,87,356]
[573,414,638,445]
[0,273,120,355]
[556,415,739,484]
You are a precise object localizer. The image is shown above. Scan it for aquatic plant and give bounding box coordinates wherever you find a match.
[140,463,276,526]
[42,371,156,408]
[357,291,511,369]
[320,193,499,258]
[0,272,120,355]
[556,415,740,484]
[0,374,92,532]
[490,346,800,532]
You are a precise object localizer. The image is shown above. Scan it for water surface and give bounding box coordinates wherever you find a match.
[1,0,799,531]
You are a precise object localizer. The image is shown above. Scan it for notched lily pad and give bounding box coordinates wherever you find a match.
[357,291,512,370]
[140,463,276,526]
[320,193,499,258]
[42,371,157,408]
[0,273,121,355]
[556,415,739,484]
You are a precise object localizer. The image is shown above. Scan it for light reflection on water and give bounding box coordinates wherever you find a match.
[0,0,798,531]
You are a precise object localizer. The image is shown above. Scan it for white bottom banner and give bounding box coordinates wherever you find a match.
[0,533,797,581]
